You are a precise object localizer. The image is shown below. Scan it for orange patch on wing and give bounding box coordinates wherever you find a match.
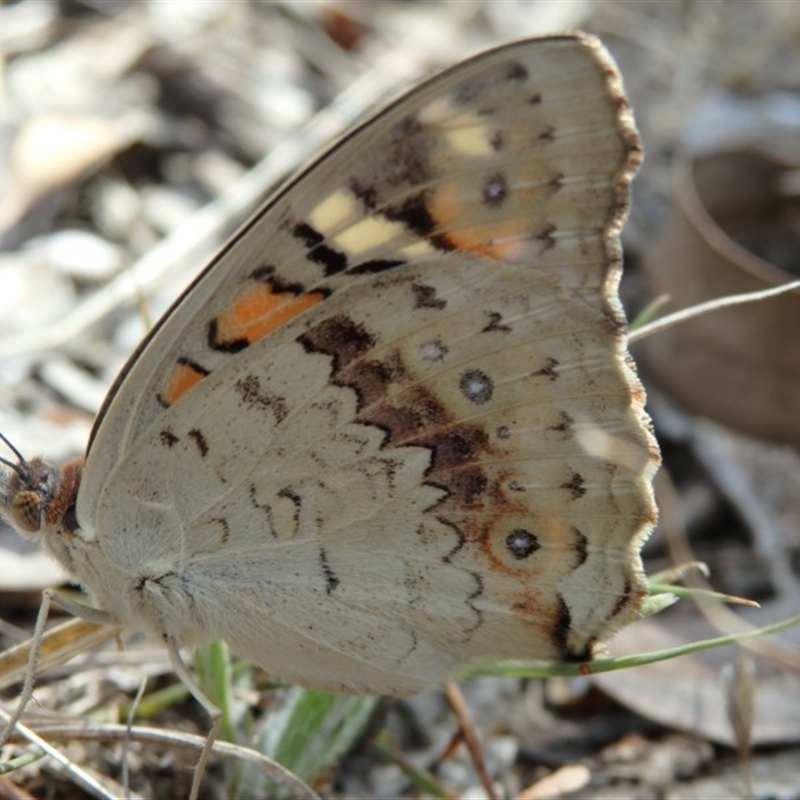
[214,284,325,348]
[161,360,208,406]
[429,182,529,261]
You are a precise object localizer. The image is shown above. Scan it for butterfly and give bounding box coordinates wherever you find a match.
[0,32,659,700]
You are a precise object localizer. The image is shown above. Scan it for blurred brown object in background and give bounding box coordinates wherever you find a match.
[638,149,800,446]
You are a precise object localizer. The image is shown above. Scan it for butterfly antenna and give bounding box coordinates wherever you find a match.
[0,431,28,477]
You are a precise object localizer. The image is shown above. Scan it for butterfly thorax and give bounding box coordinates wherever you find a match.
[0,453,212,646]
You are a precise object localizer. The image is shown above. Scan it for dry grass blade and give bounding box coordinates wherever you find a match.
[630,281,800,343]
[3,719,320,800]
[0,619,121,693]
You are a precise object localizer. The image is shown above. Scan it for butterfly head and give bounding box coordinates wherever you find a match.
[0,433,81,541]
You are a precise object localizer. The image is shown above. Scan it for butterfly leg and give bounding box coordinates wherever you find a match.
[1,589,116,747]
[166,637,222,800]
[47,592,220,798]
[47,587,119,625]
[0,590,54,750]
[0,590,117,797]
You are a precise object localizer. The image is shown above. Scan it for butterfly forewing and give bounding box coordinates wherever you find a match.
[50,35,657,693]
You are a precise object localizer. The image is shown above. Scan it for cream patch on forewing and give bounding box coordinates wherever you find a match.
[308,190,357,234]
[332,216,408,255]
[400,240,435,258]
[417,96,457,126]
[418,98,495,157]
[444,114,496,156]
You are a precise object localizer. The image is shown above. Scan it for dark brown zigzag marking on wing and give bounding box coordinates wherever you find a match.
[297,314,497,513]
